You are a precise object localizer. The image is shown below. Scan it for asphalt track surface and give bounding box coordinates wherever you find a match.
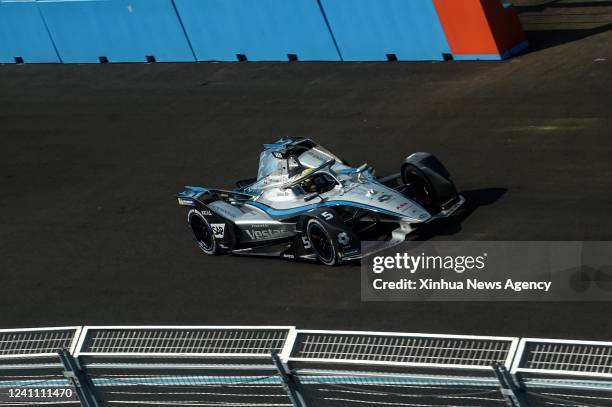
[1,0,612,339]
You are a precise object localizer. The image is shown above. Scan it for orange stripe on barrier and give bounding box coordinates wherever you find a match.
[433,0,526,57]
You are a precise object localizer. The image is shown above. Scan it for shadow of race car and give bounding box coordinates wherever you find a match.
[176,137,464,265]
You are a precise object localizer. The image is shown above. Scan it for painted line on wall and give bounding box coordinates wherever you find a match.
[316,0,343,61]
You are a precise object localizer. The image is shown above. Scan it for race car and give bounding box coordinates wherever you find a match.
[176,137,464,265]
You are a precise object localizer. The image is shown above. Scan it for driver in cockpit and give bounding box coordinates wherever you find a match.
[287,156,319,193]
[298,168,318,193]
[288,155,335,195]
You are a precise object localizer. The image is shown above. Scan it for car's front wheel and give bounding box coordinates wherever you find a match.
[402,164,437,211]
[306,218,340,266]
[188,210,220,255]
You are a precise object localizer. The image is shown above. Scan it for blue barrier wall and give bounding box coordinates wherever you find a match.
[320,0,451,61]
[0,0,482,64]
[173,0,340,61]
[0,0,59,63]
[37,0,195,63]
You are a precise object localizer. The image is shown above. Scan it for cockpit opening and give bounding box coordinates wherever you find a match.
[296,172,338,195]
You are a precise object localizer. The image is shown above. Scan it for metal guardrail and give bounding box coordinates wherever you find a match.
[512,338,612,377]
[0,327,81,359]
[286,331,518,407]
[0,328,82,406]
[510,338,612,406]
[0,327,611,406]
[289,330,518,370]
[75,326,292,357]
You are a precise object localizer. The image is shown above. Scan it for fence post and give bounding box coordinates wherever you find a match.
[272,352,308,407]
[58,349,100,407]
[493,363,529,407]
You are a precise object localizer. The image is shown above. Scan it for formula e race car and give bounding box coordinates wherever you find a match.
[176,137,464,265]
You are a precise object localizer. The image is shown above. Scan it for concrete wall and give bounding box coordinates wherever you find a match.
[0,0,59,63]
[320,0,451,61]
[37,0,195,63]
[174,0,340,61]
[0,0,527,63]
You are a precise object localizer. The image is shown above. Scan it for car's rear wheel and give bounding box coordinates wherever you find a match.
[189,211,219,255]
[306,219,340,266]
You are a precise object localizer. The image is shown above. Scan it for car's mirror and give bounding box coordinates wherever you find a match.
[355,163,369,173]
[304,192,320,202]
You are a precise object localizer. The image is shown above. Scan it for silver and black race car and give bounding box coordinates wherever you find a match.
[176,137,464,265]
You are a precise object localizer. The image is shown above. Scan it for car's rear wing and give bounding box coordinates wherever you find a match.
[176,186,254,206]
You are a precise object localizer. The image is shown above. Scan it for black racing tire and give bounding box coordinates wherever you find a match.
[306,218,340,266]
[188,210,220,255]
[401,164,438,210]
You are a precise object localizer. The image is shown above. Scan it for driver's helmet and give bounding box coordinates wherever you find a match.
[298,168,317,193]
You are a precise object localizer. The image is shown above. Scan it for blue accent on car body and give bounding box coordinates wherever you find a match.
[186,186,207,192]
[178,186,207,198]
[263,137,304,150]
[245,200,406,218]
[263,142,286,150]
[336,167,359,174]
